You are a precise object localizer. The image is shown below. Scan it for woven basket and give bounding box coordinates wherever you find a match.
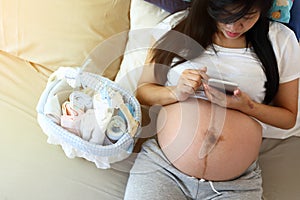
[36,69,141,169]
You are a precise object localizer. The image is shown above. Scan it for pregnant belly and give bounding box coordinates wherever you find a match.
[157,98,262,181]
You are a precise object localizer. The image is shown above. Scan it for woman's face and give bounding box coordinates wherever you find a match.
[216,9,261,40]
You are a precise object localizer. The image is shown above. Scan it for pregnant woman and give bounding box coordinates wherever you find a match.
[124,0,300,199]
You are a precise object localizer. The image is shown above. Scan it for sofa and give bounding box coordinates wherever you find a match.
[1,0,299,199]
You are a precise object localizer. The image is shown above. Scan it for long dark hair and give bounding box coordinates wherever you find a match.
[150,0,279,104]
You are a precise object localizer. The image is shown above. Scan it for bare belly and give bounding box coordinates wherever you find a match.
[157,98,262,181]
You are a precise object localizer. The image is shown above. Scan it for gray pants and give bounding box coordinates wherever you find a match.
[124,139,262,200]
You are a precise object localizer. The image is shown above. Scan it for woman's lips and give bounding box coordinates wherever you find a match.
[225,31,240,38]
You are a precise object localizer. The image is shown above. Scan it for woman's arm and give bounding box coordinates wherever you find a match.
[204,79,299,129]
[136,56,178,106]
[136,83,177,106]
[136,54,208,106]
[244,79,299,129]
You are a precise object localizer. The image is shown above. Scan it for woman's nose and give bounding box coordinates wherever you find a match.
[226,21,243,31]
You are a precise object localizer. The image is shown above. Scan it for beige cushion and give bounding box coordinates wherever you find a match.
[0,51,47,116]
[0,0,130,79]
[259,137,300,200]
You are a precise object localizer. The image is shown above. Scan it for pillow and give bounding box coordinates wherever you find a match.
[114,0,188,93]
[288,0,300,41]
[144,0,295,24]
[269,0,294,23]
[114,0,170,93]
[0,0,131,79]
[144,0,191,14]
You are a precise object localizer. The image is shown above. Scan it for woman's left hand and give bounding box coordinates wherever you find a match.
[203,84,254,111]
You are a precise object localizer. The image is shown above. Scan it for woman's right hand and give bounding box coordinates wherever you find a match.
[173,67,208,101]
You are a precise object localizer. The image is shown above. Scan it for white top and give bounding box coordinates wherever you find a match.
[161,21,300,139]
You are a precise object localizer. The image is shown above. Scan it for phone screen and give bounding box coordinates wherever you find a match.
[208,79,238,95]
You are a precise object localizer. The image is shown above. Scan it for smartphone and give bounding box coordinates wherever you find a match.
[208,78,238,95]
[191,89,208,100]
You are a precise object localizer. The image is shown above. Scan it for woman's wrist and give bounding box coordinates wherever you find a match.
[238,99,258,118]
[166,86,180,104]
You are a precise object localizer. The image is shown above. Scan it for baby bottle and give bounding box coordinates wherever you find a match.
[106,115,126,143]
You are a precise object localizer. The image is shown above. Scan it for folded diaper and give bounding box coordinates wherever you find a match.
[93,92,114,139]
[69,91,93,112]
[60,91,93,137]
[61,101,84,136]
[42,80,73,124]
[80,109,106,144]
